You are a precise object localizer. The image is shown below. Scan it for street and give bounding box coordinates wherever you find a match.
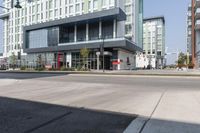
[0,72,200,133]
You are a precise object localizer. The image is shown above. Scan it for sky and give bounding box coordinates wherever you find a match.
[144,0,190,64]
[0,0,190,64]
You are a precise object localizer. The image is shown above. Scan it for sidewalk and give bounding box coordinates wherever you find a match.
[1,69,200,77]
[124,81,200,133]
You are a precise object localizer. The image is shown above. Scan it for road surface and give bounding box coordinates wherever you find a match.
[0,72,200,133]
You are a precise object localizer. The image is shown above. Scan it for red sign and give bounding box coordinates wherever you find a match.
[112,61,120,65]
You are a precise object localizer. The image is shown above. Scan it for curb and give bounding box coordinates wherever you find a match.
[123,117,147,133]
[1,70,200,77]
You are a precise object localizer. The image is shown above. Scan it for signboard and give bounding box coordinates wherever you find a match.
[112,61,120,65]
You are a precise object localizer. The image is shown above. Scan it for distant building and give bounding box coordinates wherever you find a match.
[0,0,143,70]
[136,16,165,69]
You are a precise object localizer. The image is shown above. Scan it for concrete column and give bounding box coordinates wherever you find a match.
[86,23,89,41]
[99,21,102,39]
[66,52,72,68]
[113,19,117,38]
[74,25,77,42]
[117,59,120,70]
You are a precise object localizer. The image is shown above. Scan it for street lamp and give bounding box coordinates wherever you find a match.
[0,0,22,10]
[100,38,105,72]
[14,0,22,9]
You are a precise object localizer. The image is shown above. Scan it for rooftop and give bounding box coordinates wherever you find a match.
[143,16,165,23]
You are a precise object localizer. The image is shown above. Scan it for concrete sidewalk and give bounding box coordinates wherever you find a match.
[1,69,200,77]
[125,83,200,133]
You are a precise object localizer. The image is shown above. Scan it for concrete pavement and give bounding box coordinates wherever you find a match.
[1,69,200,77]
[0,73,200,132]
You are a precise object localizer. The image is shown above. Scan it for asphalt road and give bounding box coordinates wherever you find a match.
[0,72,200,133]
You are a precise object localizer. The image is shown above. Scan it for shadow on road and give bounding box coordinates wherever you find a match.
[1,96,200,133]
[0,96,136,133]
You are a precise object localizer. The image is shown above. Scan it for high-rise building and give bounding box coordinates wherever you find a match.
[187,4,192,56]
[190,0,200,68]
[136,16,165,69]
[0,0,143,70]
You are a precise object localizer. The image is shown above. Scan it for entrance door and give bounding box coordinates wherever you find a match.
[100,56,111,70]
[57,52,66,69]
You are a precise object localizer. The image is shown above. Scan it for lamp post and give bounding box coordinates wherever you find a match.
[14,0,22,9]
[100,38,105,72]
[0,0,22,10]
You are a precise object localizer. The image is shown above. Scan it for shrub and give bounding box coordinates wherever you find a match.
[20,66,26,70]
[35,67,45,71]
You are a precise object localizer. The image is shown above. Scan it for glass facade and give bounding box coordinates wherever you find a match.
[28,29,48,48]
[89,22,99,40]
[77,24,86,42]
[59,25,74,43]
[26,19,116,49]
[102,20,113,39]
[48,27,59,47]
[27,27,59,49]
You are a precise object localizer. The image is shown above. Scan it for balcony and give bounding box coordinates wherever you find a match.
[196,20,200,30]
[188,12,192,19]
[0,12,9,19]
[196,8,200,19]
[196,0,200,8]
[188,21,192,27]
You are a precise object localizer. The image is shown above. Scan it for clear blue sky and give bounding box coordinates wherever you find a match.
[0,0,190,64]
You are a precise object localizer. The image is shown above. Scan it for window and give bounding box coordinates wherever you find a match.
[59,25,74,43]
[125,24,132,35]
[89,22,99,40]
[102,20,113,39]
[93,0,98,10]
[77,24,86,42]
[102,0,107,7]
[75,4,80,13]
[69,5,74,14]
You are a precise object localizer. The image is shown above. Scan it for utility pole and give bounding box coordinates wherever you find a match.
[191,0,196,68]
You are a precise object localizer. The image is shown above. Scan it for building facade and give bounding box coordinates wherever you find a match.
[190,0,200,68]
[136,16,165,69]
[0,0,143,70]
[187,4,192,56]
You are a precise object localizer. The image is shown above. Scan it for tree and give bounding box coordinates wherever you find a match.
[177,52,187,65]
[80,48,90,69]
[36,54,44,70]
[9,52,17,70]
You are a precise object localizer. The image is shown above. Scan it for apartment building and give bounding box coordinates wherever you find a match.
[136,16,165,69]
[190,0,200,68]
[0,0,143,70]
[187,4,192,56]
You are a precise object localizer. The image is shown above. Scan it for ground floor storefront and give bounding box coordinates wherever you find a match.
[196,52,200,68]
[22,48,136,70]
[136,53,165,69]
